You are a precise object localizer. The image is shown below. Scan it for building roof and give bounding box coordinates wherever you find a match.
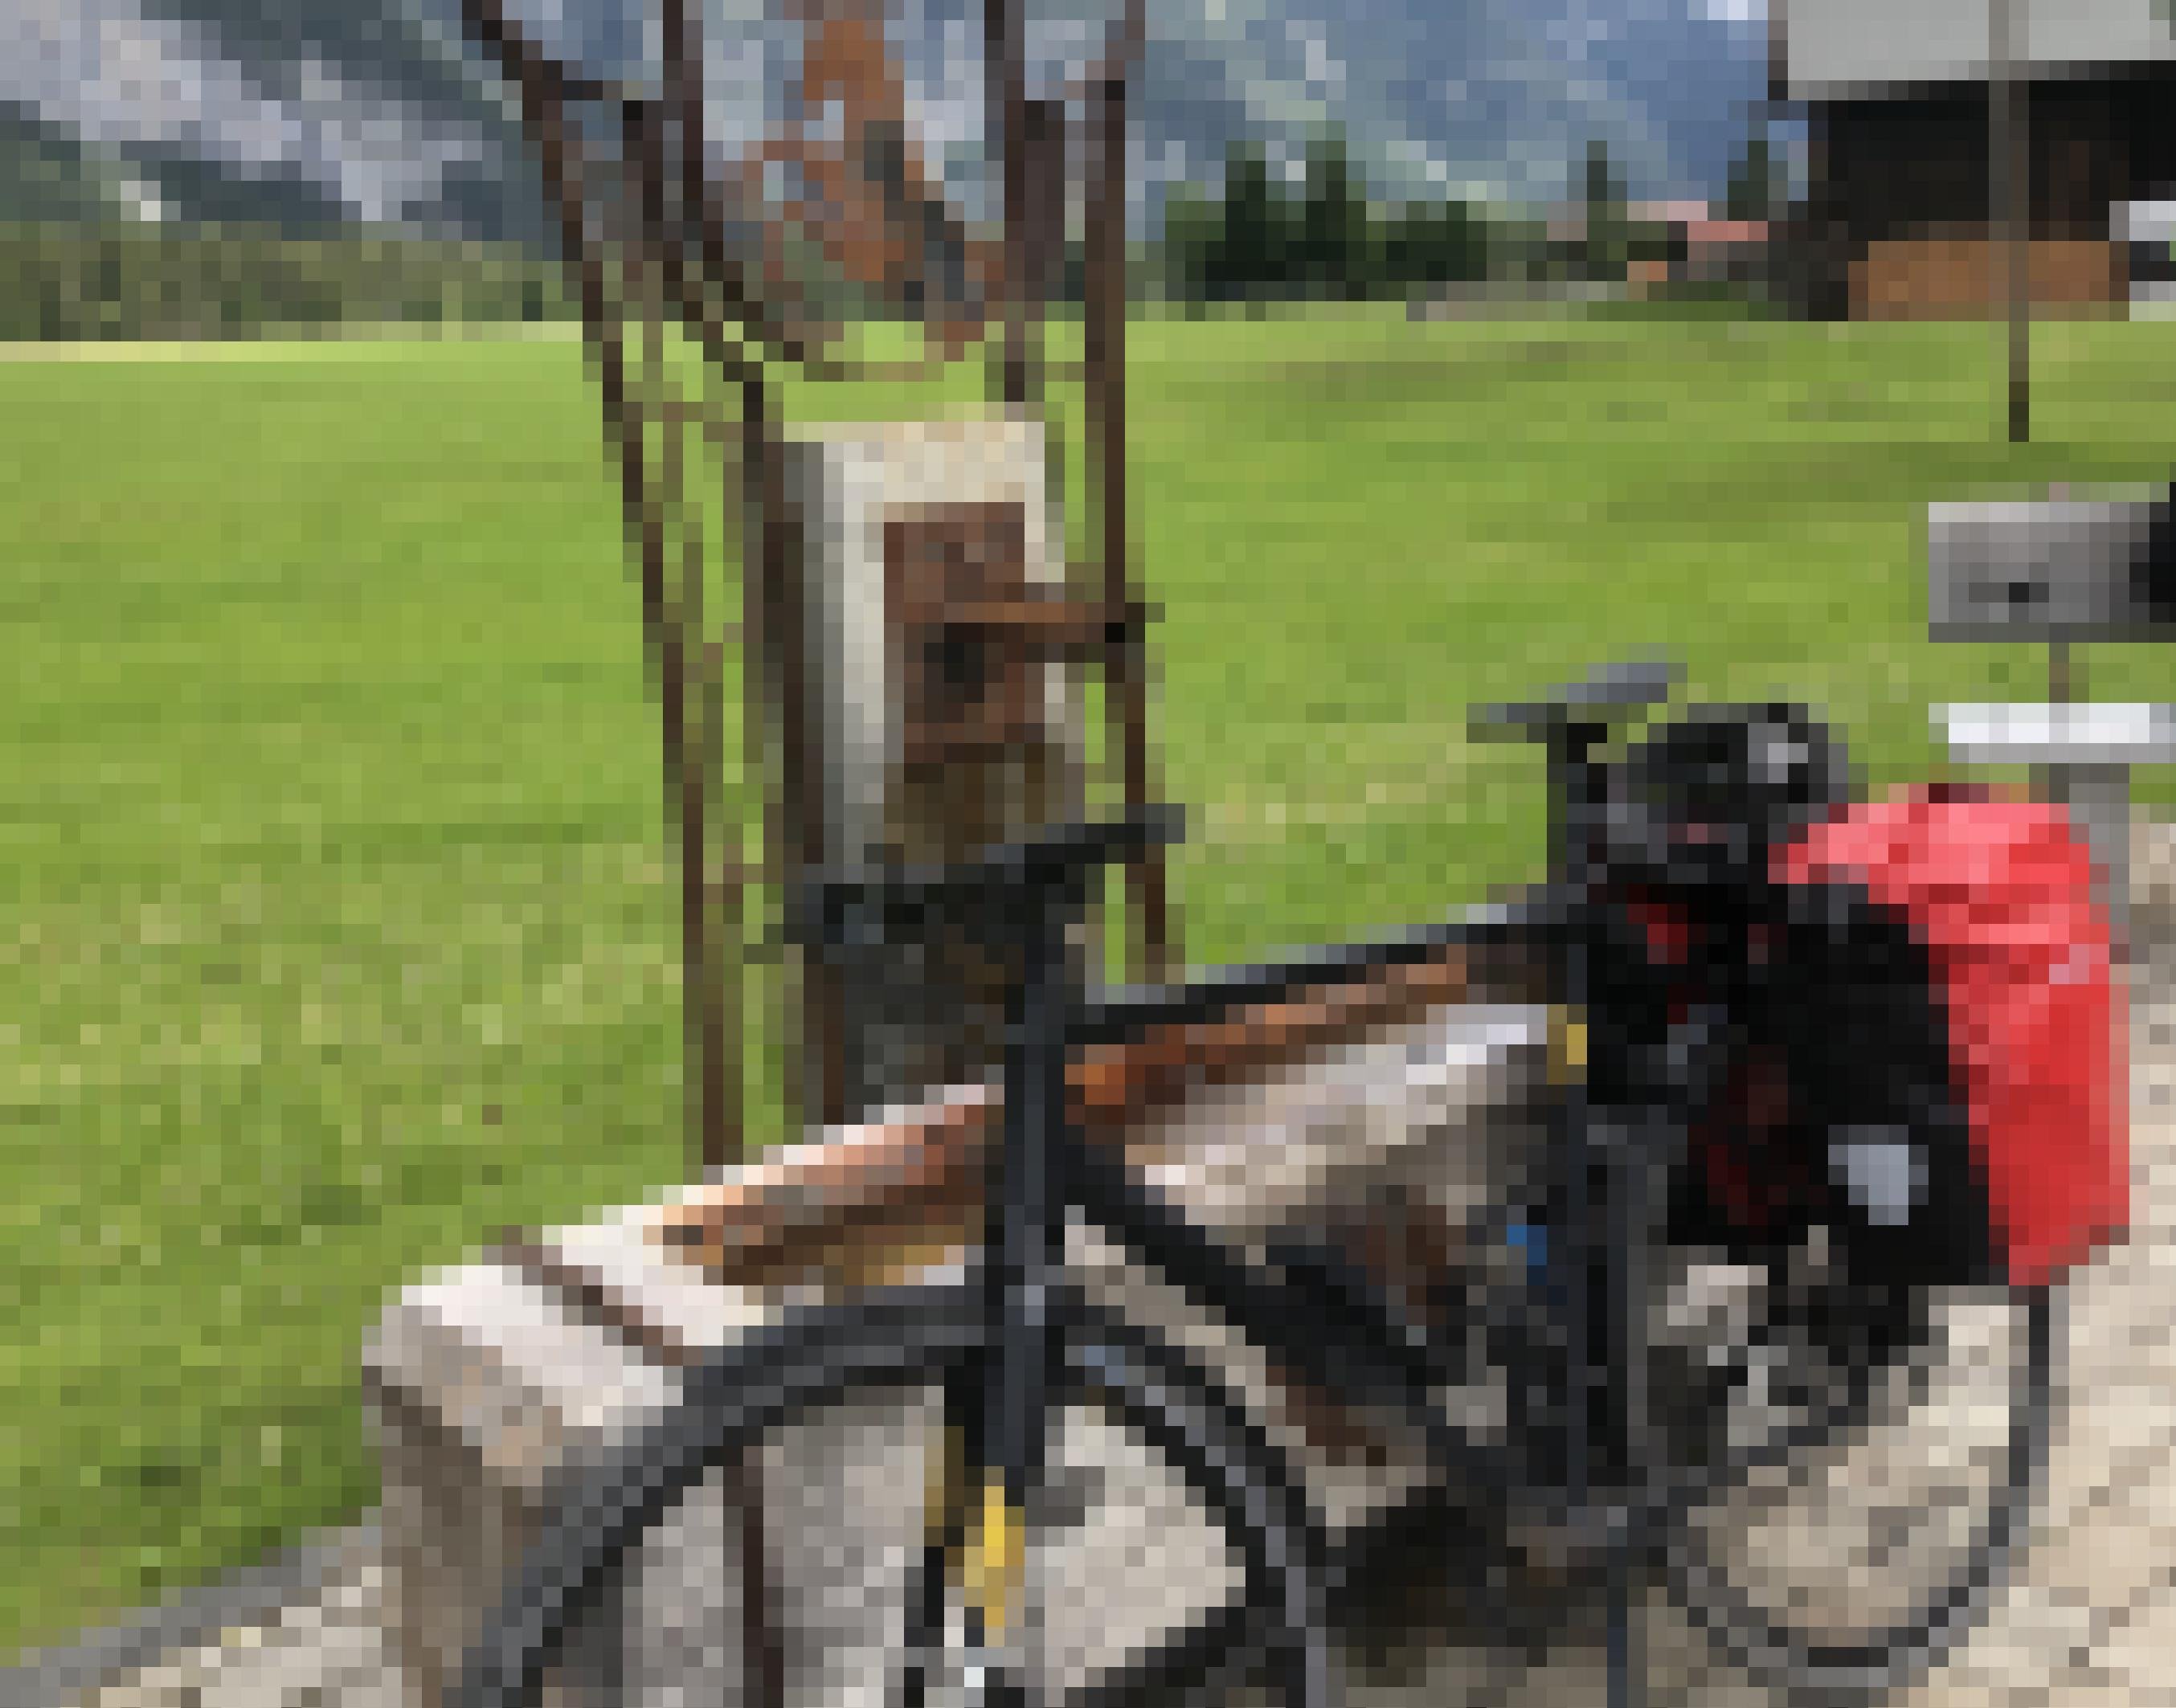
[1628,199,1715,227]
[1779,0,2176,101]
[1544,206,1769,246]
[1683,219,1769,247]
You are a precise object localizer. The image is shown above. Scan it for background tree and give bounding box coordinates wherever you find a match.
[1159,181,1219,309]
[1581,137,1628,282]
[1296,129,1371,299]
[1724,133,1786,224]
[1209,140,1292,300]
[1380,197,1488,295]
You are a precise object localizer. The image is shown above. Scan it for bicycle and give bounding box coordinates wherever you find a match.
[446,657,2062,1708]
[1468,660,2059,1706]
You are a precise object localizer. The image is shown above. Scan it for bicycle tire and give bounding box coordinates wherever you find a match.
[1554,886,2059,1698]
[445,1274,1337,1708]
[1664,1281,2058,1705]
[1464,1200,2047,1694]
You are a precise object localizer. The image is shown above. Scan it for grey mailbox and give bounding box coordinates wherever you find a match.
[1927,495,2176,642]
[1927,490,2176,954]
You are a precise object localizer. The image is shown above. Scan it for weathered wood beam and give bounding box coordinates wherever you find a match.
[650,943,1480,1285]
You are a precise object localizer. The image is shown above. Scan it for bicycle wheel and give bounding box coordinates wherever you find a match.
[1552,890,2060,1699]
[1468,1187,2055,1703]
[1654,1265,2059,1705]
[445,1274,1337,1708]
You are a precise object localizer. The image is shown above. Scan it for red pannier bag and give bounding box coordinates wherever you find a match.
[1773,784,2129,1290]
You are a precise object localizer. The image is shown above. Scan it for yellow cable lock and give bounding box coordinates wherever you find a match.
[1549,1003,1589,1084]
[963,1475,1025,1640]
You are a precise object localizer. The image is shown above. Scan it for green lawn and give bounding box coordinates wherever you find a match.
[7,312,2176,1656]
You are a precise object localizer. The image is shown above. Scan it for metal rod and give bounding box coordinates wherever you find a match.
[657,0,751,1171]
[1023,97,1067,507]
[2049,636,2075,705]
[651,11,775,1695]
[461,0,767,1170]
[1554,725,1596,1554]
[757,373,842,1132]
[722,1453,783,1708]
[1538,717,1638,1701]
[1990,0,2030,443]
[624,92,730,1180]
[644,0,827,1140]
[1085,0,1171,983]
[987,0,1032,409]
[1605,1118,1653,1708]
[2038,636,2076,809]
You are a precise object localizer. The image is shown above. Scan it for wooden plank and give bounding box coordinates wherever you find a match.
[939,595,1147,653]
[1853,237,2126,321]
[649,946,1480,1285]
[1070,951,1474,1127]
[650,1090,994,1285]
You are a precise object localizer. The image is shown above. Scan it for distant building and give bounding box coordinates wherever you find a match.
[1628,202,1772,288]
[1541,199,1771,295]
[1773,0,2176,319]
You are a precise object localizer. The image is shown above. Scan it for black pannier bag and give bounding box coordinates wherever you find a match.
[1591,705,2125,1314]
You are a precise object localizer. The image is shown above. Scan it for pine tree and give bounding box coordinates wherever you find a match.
[1724,135,1783,224]
[1213,141,1289,301]
[1298,129,1370,299]
[1581,139,1628,282]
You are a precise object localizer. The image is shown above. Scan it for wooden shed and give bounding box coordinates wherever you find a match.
[1772,0,2176,319]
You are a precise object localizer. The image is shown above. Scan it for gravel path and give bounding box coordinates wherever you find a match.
[20,822,2176,1708]
[1,1525,395,1708]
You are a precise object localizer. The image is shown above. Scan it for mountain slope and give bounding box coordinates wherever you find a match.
[0,104,131,223]
[0,0,1776,239]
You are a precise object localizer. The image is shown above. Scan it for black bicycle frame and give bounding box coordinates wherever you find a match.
[453,655,2043,1708]
[798,807,1343,1703]
[791,804,1546,1706]
[791,651,1704,1706]
[486,652,1699,1708]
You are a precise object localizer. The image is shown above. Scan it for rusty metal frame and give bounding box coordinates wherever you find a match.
[457,0,1170,1172]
